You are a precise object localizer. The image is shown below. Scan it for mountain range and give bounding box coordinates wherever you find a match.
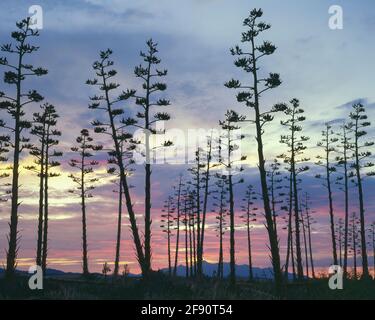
[1,261,293,280]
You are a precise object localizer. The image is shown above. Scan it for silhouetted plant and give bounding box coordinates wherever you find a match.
[86,49,146,276]
[225,8,287,289]
[173,175,184,276]
[161,195,175,276]
[187,148,204,276]
[335,122,352,278]
[181,188,189,278]
[302,193,316,279]
[183,189,197,277]
[109,176,123,277]
[267,159,284,234]
[348,103,374,279]
[122,39,172,274]
[25,106,46,267]
[367,222,375,279]
[0,132,11,203]
[335,218,345,267]
[25,103,62,271]
[0,18,47,277]
[68,129,102,276]
[315,123,339,266]
[102,262,111,278]
[212,174,229,280]
[281,172,296,280]
[122,264,130,278]
[107,132,135,277]
[0,133,11,236]
[219,110,246,285]
[198,135,215,277]
[189,190,198,277]
[186,140,216,277]
[279,98,310,280]
[300,203,309,278]
[240,184,258,281]
[348,212,361,280]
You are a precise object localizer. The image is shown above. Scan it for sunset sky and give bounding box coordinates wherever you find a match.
[0,0,375,275]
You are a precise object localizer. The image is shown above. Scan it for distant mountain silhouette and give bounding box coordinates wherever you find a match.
[160,261,295,280]
[1,262,294,280]
[0,268,80,277]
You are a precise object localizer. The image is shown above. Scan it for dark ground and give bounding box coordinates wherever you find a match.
[0,273,374,300]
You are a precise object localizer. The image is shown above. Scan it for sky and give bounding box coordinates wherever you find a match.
[0,0,375,275]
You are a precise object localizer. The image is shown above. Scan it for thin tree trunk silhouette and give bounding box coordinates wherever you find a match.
[284,173,295,280]
[280,99,310,280]
[343,164,349,276]
[111,138,125,277]
[349,103,372,279]
[42,108,62,274]
[191,209,197,277]
[351,213,358,279]
[371,223,375,279]
[285,222,291,278]
[163,197,173,277]
[284,176,296,280]
[246,213,253,281]
[301,207,309,278]
[41,126,50,273]
[41,106,63,273]
[307,222,315,278]
[354,158,367,279]
[113,180,123,277]
[242,185,256,281]
[268,160,282,234]
[336,124,350,278]
[291,133,305,280]
[291,229,296,280]
[218,111,245,286]
[338,219,344,267]
[198,137,212,276]
[80,152,89,276]
[26,104,61,272]
[305,194,315,279]
[316,124,338,266]
[335,124,351,278]
[228,173,235,285]
[271,173,276,230]
[36,123,45,267]
[69,129,101,276]
[326,165,337,266]
[188,211,193,277]
[217,228,223,280]
[173,176,183,276]
[79,134,89,276]
[217,194,224,280]
[292,155,303,279]
[215,177,227,280]
[193,151,201,276]
[353,239,357,280]
[183,196,189,278]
